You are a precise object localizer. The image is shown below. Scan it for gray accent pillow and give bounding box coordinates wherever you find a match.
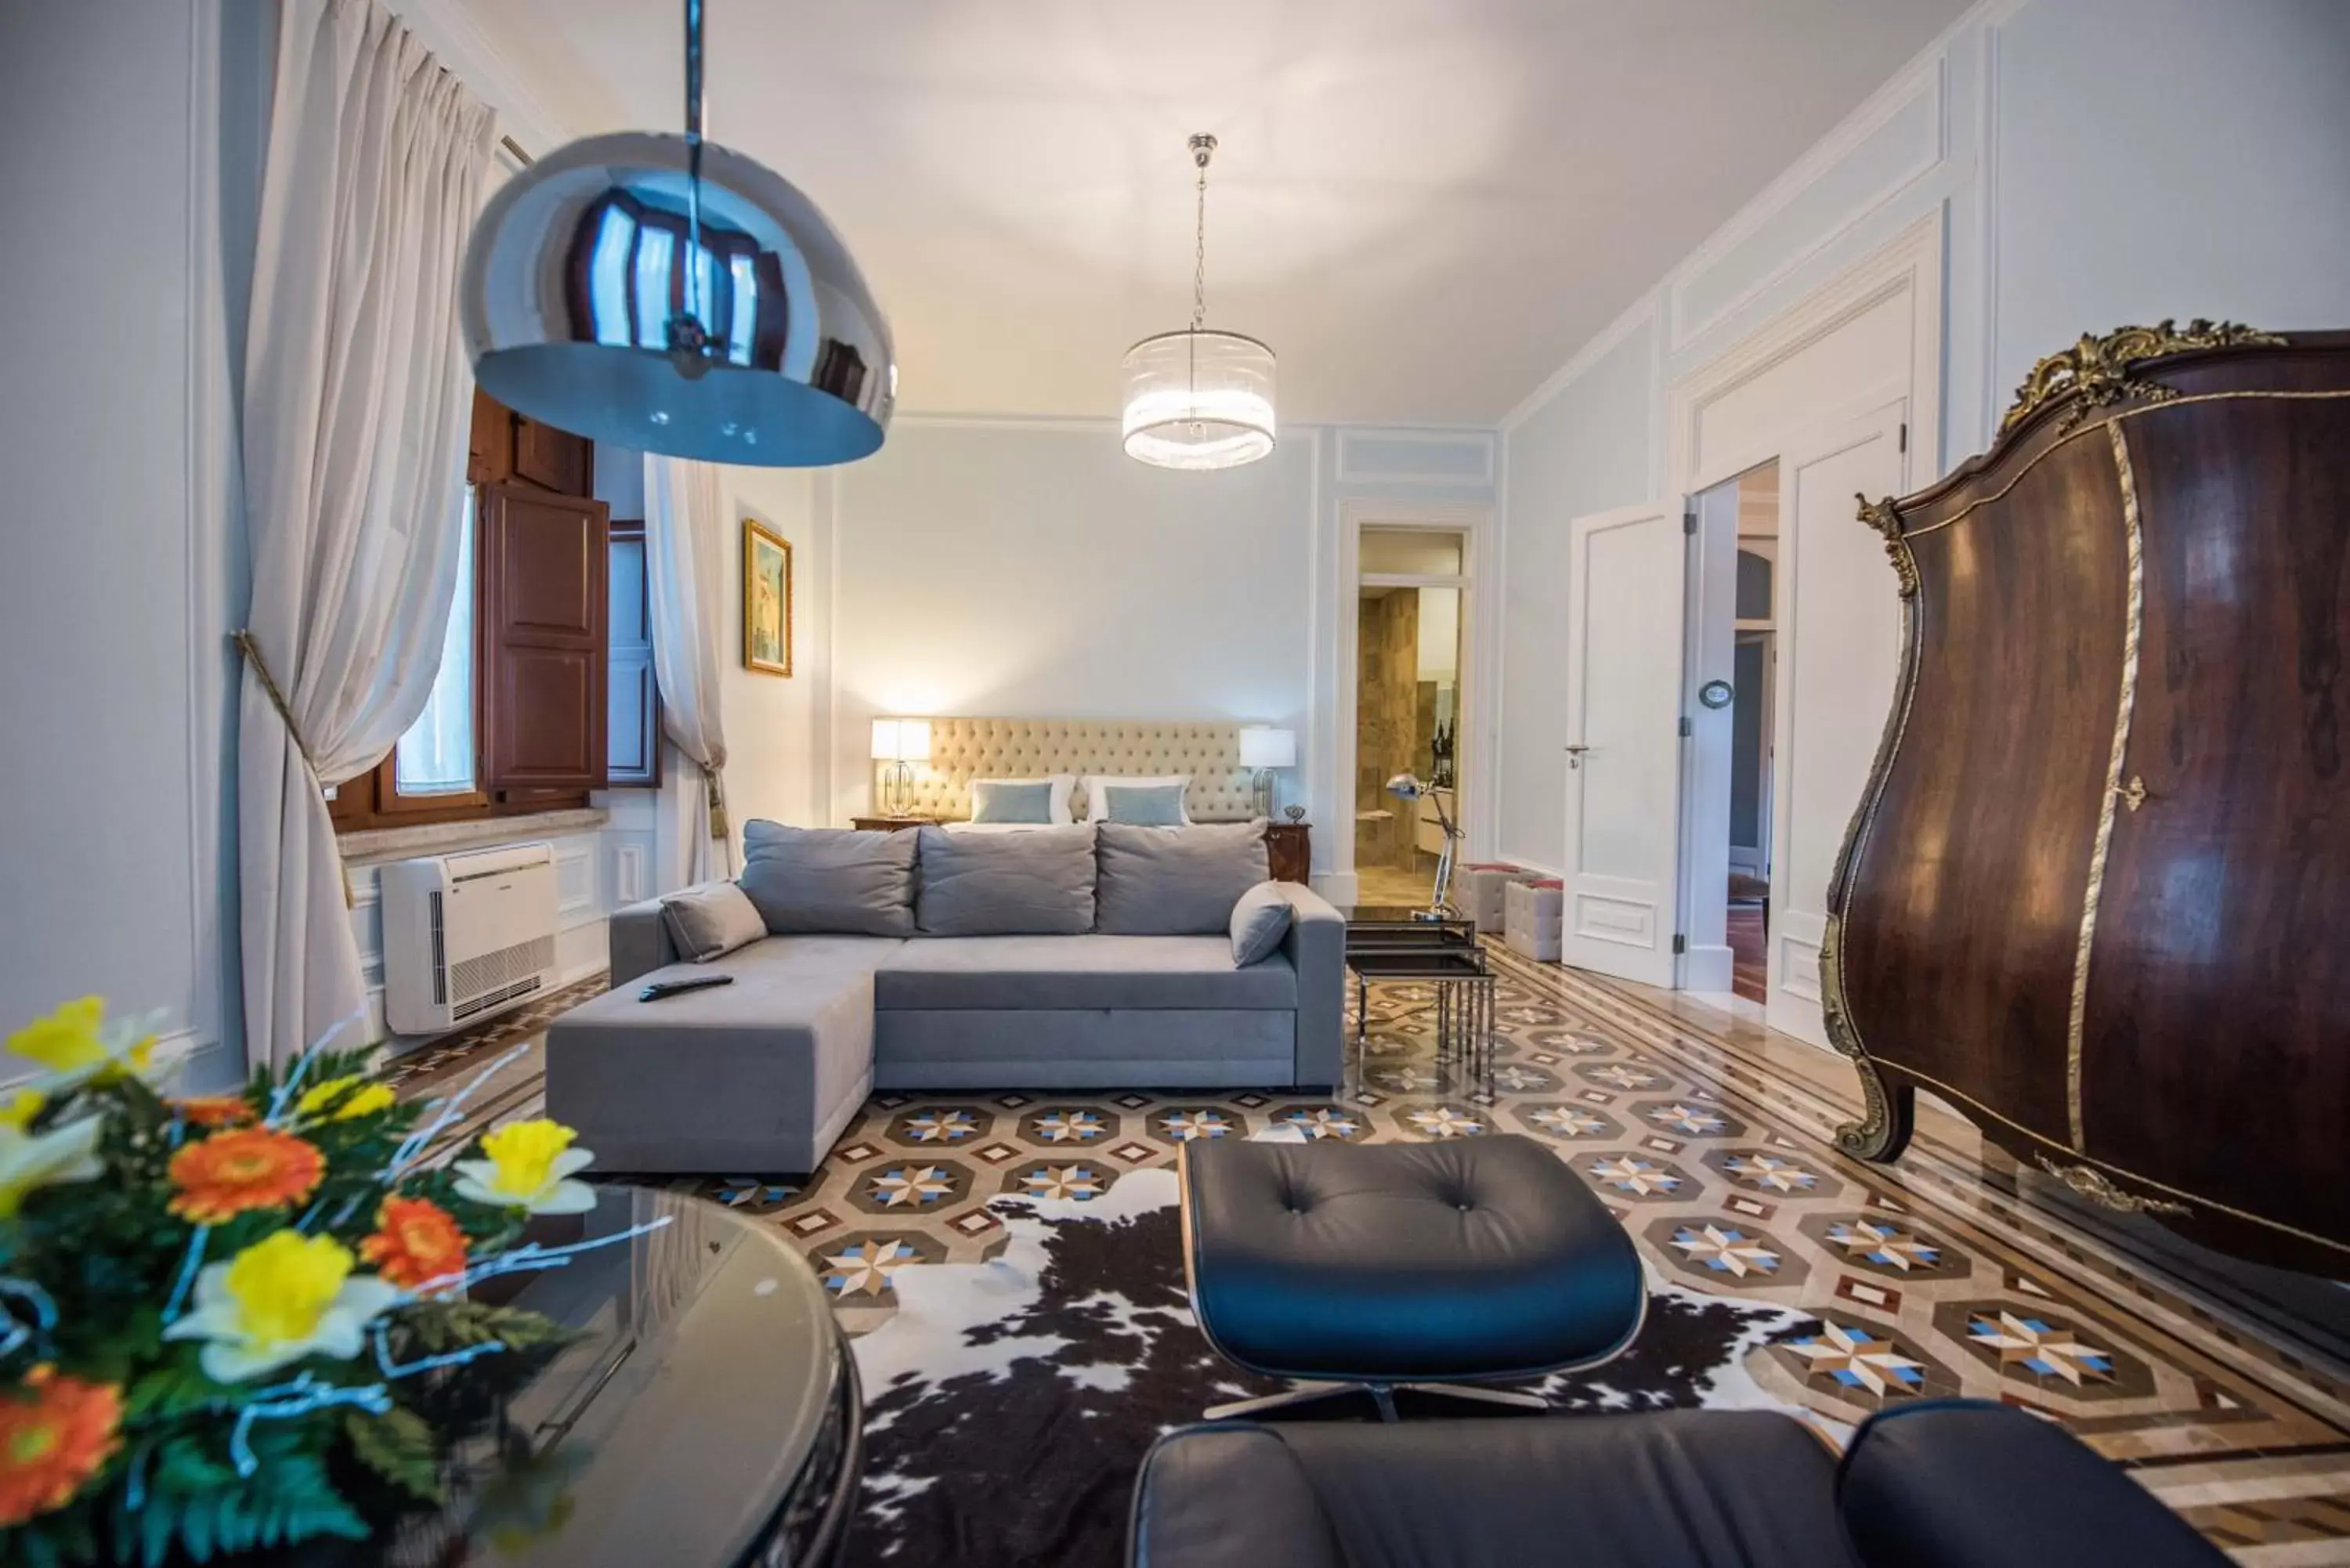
[1100,782,1188,826]
[660,881,767,963]
[738,820,917,937]
[1229,881,1294,966]
[971,779,1055,825]
[1095,821,1271,936]
[916,825,1097,935]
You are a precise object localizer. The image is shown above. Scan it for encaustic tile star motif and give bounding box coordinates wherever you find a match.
[1531,1107,1608,1138]
[1785,1322,1928,1398]
[1670,1223,1781,1277]
[1159,1111,1233,1141]
[820,1239,920,1297]
[1279,1108,1361,1140]
[1826,1219,1941,1272]
[1405,1107,1485,1138]
[1018,1165,1105,1201]
[1491,1065,1553,1092]
[1589,1156,1681,1196]
[1966,1312,2117,1386]
[1589,1064,1662,1090]
[1647,1104,1728,1136]
[903,1110,980,1143]
[1723,1153,1818,1193]
[1033,1111,1105,1143]
[715,1177,794,1209]
[869,1165,956,1208]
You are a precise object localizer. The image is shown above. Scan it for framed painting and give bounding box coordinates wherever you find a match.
[742,518,793,676]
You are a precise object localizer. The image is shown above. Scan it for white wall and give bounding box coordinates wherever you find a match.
[723,466,831,837]
[1495,0,2350,988]
[0,5,264,1088]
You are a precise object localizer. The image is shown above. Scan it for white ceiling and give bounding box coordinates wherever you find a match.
[450,0,1969,425]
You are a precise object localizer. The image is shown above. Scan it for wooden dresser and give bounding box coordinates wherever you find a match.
[1264,822,1311,884]
[1825,324,2350,1277]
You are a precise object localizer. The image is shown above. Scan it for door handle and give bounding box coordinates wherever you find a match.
[1564,743,1593,771]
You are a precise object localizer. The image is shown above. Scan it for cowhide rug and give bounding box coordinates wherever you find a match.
[843,1165,1813,1568]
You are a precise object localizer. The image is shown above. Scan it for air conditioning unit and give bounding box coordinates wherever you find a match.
[381,844,559,1035]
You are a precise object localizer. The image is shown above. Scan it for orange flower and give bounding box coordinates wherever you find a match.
[175,1093,255,1129]
[166,1127,325,1225]
[360,1195,468,1292]
[0,1366,122,1526]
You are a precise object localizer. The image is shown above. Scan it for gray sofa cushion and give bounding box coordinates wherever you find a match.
[916,823,1096,936]
[739,819,917,937]
[874,935,1297,1011]
[659,881,767,962]
[1229,881,1296,966]
[1096,821,1271,935]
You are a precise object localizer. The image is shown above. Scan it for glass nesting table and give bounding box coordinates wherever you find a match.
[1340,905,1495,1082]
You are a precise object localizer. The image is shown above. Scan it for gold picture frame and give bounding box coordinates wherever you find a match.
[742,517,793,676]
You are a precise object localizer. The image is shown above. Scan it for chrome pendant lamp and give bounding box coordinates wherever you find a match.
[460,0,894,466]
[1121,134,1276,471]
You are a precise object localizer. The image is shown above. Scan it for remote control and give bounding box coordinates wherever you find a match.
[638,975,736,1003]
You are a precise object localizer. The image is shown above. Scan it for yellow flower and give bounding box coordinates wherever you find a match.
[294,1075,395,1122]
[0,1089,44,1135]
[453,1119,595,1215]
[0,1115,104,1221]
[5,999,156,1092]
[161,1231,398,1383]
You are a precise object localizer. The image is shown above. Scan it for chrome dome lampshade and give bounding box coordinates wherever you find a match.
[1121,134,1275,471]
[460,0,893,466]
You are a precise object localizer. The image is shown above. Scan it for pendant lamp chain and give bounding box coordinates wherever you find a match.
[671,0,710,362]
[1191,135,1213,333]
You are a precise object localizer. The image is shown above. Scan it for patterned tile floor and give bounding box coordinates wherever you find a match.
[399,950,2350,1562]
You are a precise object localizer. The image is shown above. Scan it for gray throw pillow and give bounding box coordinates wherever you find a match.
[660,881,767,962]
[1229,881,1294,966]
[738,820,917,937]
[971,779,1055,825]
[1100,782,1188,826]
[916,825,1096,935]
[1095,821,1271,936]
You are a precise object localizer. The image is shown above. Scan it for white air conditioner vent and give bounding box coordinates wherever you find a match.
[381,844,560,1035]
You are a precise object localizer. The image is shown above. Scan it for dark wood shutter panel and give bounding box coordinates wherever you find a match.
[480,482,609,796]
[512,414,592,496]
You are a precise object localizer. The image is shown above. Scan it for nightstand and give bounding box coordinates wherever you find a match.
[851,815,938,833]
[1265,821,1311,883]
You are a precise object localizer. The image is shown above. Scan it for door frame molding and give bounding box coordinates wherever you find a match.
[1324,497,1498,905]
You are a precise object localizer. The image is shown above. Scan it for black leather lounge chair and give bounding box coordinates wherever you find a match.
[1128,1398,2229,1568]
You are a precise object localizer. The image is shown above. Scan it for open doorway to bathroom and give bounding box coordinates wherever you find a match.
[1355,529,1470,910]
[1723,462,1779,1002]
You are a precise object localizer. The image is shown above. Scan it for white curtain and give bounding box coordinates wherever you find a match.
[237,0,494,1068]
[643,455,735,891]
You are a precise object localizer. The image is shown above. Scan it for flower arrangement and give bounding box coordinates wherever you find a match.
[0,999,661,1566]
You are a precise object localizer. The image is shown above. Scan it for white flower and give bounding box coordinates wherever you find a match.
[451,1118,598,1215]
[162,1230,400,1384]
[0,1107,105,1219]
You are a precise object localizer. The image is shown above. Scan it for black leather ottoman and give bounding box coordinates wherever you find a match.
[1179,1134,1645,1420]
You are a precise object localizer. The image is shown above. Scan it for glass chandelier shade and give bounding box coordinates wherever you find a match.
[1122,134,1275,471]
[459,0,893,467]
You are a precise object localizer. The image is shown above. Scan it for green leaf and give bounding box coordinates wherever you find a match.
[399,1299,577,1355]
[345,1405,442,1501]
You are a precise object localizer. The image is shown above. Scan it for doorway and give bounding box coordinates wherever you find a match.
[1355,529,1469,909]
[1720,462,1778,1003]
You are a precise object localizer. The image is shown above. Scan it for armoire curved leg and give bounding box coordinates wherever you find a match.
[1835,1068,1914,1163]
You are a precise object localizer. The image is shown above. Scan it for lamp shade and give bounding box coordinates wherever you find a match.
[870,718,931,763]
[1238,726,1296,770]
[462,132,895,467]
[1121,330,1276,471]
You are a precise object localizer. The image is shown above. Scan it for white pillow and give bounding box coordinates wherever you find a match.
[969,775,1076,825]
[1081,773,1193,824]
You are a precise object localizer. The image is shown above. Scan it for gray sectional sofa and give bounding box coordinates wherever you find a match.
[545,819,1345,1173]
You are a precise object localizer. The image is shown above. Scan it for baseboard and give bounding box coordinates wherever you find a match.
[1683,942,1734,994]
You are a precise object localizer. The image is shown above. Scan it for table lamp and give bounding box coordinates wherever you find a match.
[1238,726,1296,818]
[871,718,931,817]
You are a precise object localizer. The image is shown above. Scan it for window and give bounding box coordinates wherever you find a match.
[394,490,478,797]
[327,388,649,833]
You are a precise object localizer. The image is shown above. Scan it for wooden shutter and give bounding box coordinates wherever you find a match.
[513,414,592,495]
[480,482,610,797]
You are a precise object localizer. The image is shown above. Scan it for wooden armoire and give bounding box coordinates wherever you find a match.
[1822,323,2350,1278]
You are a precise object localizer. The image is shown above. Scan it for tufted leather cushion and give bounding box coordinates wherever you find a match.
[1130,1414,1856,1568]
[887,719,1260,822]
[1182,1136,1645,1381]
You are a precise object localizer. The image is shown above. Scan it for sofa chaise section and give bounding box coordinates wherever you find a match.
[548,930,897,1172]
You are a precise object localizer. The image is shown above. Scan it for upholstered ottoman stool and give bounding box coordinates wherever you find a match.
[1504,878,1564,961]
[1462,863,1534,934]
[1180,1135,1645,1421]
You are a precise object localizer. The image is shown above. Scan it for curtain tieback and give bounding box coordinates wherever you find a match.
[700,764,732,842]
[233,629,352,909]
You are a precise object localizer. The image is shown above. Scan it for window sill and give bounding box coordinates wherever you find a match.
[338,807,610,865]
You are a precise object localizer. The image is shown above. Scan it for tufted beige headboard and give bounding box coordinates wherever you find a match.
[888,718,1259,822]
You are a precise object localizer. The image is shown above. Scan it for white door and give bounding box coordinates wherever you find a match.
[1767,400,1909,1045]
[1559,502,1688,985]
